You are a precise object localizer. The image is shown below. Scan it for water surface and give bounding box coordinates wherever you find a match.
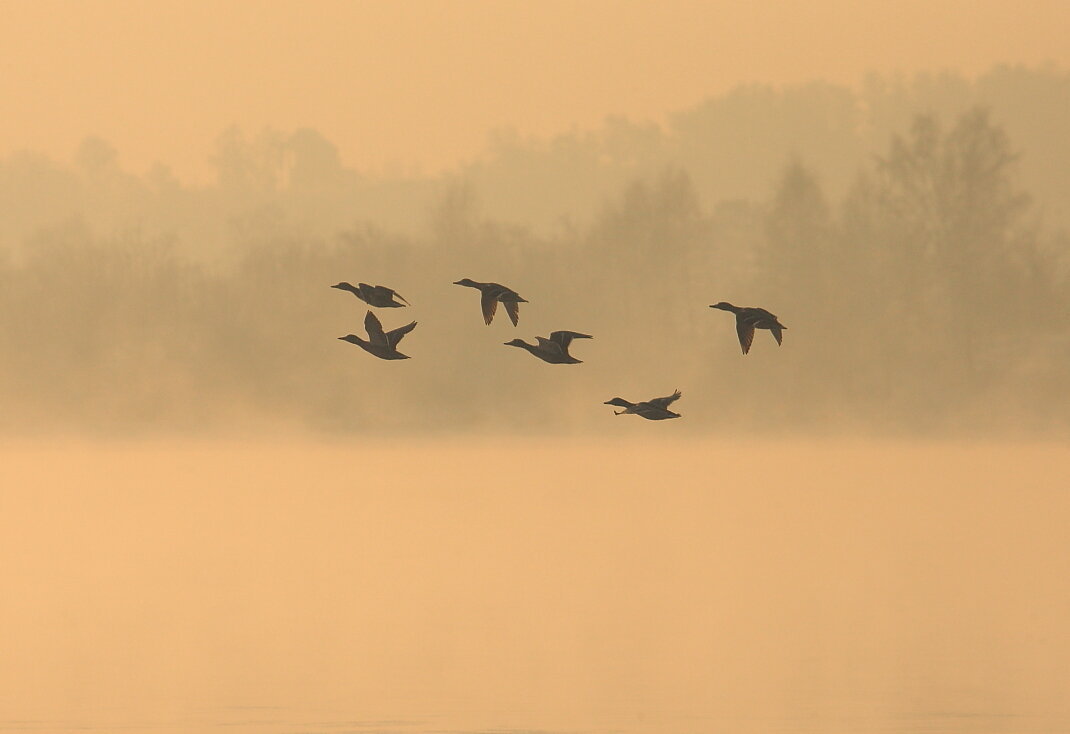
[2,439,1067,733]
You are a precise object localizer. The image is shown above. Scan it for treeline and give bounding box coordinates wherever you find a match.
[2,65,1070,262]
[0,104,1066,436]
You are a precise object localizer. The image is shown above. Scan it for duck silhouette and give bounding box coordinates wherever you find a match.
[504,330,592,364]
[709,302,786,354]
[603,390,682,420]
[338,310,417,360]
[453,279,527,325]
[331,281,410,308]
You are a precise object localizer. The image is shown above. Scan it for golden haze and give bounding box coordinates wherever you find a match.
[2,440,1069,732]
[1,0,1069,179]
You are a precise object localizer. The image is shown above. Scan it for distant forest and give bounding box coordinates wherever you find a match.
[1,66,1067,436]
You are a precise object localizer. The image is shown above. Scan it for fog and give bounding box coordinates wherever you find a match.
[3,440,1068,733]
[1,69,1069,437]
[3,3,1070,731]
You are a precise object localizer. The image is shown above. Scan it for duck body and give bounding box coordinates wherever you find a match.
[331,281,410,308]
[504,330,591,364]
[709,301,786,354]
[338,310,417,360]
[453,278,527,325]
[603,390,682,420]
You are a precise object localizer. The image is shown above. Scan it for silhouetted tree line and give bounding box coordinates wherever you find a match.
[0,72,1068,435]
[3,66,1070,257]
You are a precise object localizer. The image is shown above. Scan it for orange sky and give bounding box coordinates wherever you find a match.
[2,0,1068,181]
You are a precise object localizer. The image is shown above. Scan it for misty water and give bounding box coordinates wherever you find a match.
[2,439,1068,734]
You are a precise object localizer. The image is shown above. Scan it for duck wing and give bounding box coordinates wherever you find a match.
[364,310,388,346]
[372,284,409,306]
[504,299,520,326]
[386,320,417,348]
[647,389,682,409]
[736,318,755,355]
[347,283,375,304]
[743,308,784,346]
[534,337,565,356]
[480,291,498,325]
[549,331,593,349]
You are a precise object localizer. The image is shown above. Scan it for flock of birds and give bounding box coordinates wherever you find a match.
[331,278,787,421]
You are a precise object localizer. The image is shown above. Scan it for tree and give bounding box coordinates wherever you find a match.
[75,136,119,178]
[763,160,833,302]
[211,126,288,194]
[873,110,1036,352]
[843,107,1059,425]
[286,128,345,190]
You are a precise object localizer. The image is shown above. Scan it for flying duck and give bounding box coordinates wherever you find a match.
[504,330,592,364]
[709,302,786,354]
[338,310,417,360]
[453,279,527,325]
[331,281,410,308]
[603,390,682,420]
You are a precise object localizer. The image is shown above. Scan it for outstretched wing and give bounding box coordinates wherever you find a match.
[549,331,593,349]
[534,337,565,356]
[503,299,520,326]
[387,321,417,348]
[373,284,409,306]
[647,389,682,409]
[364,310,388,346]
[736,318,755,355]
[769,325,784,346]
[480,291,498,325]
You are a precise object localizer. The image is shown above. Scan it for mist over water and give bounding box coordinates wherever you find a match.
[3,439,1068,733]
[3,4,1070,730]
[2,64,1070,439]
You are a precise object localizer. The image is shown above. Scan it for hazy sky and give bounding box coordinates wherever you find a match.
[2,0,1069,181]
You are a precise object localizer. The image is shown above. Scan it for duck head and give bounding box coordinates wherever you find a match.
[503,338,528,348]
[331,281,355,290]
[453,278,478,288]
[709,301,736,311]
[603,397,634,408]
